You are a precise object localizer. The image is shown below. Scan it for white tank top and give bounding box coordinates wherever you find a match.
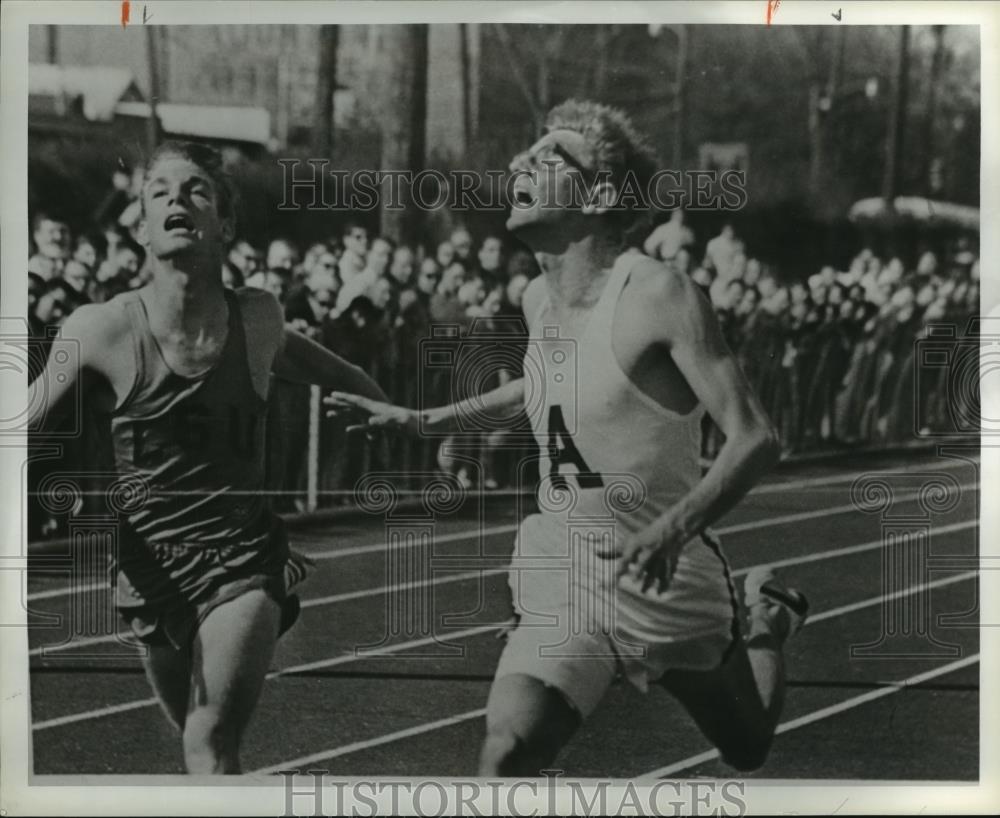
[523,252,705,537]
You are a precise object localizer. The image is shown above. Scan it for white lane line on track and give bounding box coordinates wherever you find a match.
[24,522,520,603]
[638,652,981,778]
[25,468,977,604]
[249,570,979,774]
[26,571,509,658]
[746,457,970,494]
[31,623,501,732]
[27,503,978,658]
[253,706,490,775]
[31,552,979,732]
[301,457,971,554]
[25,458,975,602]
[307,523,518,559]
[28,507,979,728]
[28,484,975,656]
[299,517,979,611]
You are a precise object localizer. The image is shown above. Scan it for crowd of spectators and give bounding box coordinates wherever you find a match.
[650,218,982,456]
[26,173,981,522]
[25,180,540,519]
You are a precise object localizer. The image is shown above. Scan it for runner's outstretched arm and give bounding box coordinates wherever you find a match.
[325,271,543,435]
[27,303,118,435]
[273,326,389,402]
[325,377,526,437]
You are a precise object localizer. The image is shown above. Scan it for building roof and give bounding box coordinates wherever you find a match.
[29,63,143,121]
[114,101,272,146]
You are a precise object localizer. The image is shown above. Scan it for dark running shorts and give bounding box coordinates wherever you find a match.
[119,572,299,651]
[116,516,297,650]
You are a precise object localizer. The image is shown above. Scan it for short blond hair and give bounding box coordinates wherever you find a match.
[545,100,656,202]
[142,141,236,222]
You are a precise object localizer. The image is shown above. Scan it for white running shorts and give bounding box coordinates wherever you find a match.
[495,513,739,716]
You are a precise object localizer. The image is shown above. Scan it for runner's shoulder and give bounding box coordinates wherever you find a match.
[59,297,133,353]
[234,286,284,333]
[235,285,281,314]
[624,254,699,312]
[621,254,708,343]
[521,275,547,323]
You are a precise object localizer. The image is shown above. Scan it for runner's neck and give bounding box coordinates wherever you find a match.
[146,261,229,338]
[537,233,618,310]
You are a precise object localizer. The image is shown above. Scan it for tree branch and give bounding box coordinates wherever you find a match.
[491,24,543,130]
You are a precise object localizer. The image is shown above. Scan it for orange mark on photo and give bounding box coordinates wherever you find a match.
[121,0,131,27]
[767,0,781,25]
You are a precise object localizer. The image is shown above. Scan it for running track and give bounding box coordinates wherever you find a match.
[24,451,981,779]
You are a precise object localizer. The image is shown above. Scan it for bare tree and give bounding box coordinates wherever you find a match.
[491,24,543,131]
[922,25,947,195]
[592,26,612,99]
[46,25,58,64]
[313,25,339,158]
[145,26,163,155]
[672,24,688,168]
[536,27,566,115]
[882,25,911,205]
[379,24,429,245]
[459,23,473,158]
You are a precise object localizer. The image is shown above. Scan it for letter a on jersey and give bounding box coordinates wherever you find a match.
[547,405,604,489]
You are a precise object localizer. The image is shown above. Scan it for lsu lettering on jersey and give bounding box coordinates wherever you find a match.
[109,289,287,610]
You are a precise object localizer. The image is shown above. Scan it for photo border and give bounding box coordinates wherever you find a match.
[2,1,997,814]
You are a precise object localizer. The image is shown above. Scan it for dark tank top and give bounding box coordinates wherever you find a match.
[110,289,270,545]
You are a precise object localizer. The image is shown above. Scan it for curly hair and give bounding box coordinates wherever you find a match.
[545,100,656,201]
[141,140,237,223]
[545,100,657,237]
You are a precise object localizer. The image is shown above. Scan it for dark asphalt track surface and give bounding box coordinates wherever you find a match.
[25,451,980,780]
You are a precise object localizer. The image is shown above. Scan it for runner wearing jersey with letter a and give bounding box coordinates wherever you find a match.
[327,101,808,776]
[29,141,389,774]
